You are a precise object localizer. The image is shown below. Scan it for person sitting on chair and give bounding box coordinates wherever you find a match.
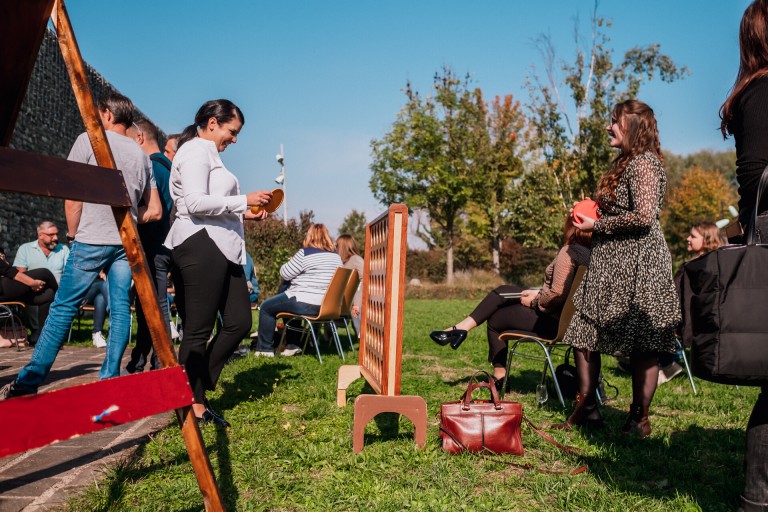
[249,224,342,357]
[430,214,591,391]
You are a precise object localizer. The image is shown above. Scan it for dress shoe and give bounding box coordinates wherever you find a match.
[621,403,651,438]
[429,327,467,349]
[551,392,604,431]
[199,399,231,428]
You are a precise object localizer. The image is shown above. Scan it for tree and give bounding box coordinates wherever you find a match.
[338,209,367,251]
[662,166,737,268]
[521,3,688,247]
[370,67,487,284]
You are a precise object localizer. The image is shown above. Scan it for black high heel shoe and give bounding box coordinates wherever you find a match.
[429,327,467,349]
[197,399,231,428]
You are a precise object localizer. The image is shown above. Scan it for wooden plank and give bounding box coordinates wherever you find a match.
[0,367,193,458]
[0,147,132,206]
[0,0,55,146]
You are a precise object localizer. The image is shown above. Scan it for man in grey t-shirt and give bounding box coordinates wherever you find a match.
[1,92,162,400]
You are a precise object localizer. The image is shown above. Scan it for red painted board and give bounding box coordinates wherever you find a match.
[0,366,193,458]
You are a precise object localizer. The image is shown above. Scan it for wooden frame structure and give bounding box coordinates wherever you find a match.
[336,204,427,453]
[0,1,225,509]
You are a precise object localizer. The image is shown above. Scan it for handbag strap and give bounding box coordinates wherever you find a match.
[746,163,768,245]
[463,370,501,410]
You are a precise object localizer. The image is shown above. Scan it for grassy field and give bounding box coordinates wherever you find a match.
[67,299,756,511]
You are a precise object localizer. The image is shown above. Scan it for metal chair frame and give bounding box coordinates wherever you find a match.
[0,302,27,351]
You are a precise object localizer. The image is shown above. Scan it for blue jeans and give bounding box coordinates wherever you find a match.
[84,280,109,332]
[15,242,133,392]
[254,292,319,351]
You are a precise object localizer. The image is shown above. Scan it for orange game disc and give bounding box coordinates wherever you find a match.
[572,198,600,221]
[250,188,284,215]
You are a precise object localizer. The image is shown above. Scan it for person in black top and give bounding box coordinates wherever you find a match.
[0,246,57,344]
[720,1,768,509]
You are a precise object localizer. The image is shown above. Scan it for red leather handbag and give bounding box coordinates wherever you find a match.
[439,370,523,455]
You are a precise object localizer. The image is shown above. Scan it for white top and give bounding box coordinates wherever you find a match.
[280,248,342,306]
[164,137,248,264]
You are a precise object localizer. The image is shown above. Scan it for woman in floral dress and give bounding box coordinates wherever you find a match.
[560,99,681,437]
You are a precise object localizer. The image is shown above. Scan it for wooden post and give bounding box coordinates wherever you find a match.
[52,1,225,509]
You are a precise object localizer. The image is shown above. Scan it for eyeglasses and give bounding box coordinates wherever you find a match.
[41,231,58,238]
[131,122,143,136]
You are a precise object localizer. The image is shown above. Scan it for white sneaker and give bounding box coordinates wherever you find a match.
[252,350,275,358]
[280,344,303,356]
[92,331,107,348]
[249,331,258,338]
[170,322,179,340]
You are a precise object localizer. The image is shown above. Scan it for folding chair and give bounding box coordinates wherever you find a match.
[277,267,353,364]
[498,266,586,407]
[675,337,698,395]
[0,302,27,351]
[339,271,361,353]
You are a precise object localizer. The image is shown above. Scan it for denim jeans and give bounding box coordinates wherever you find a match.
[254,292,319,351]
[14,242,133,392]
[84,279,109,332]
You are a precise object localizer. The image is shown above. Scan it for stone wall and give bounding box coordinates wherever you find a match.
[1,30,160,259]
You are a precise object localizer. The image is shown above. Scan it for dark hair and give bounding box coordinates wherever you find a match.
[96,92,135,128]
[133,118,160,144]
[597,100,662,202]
[721,0,768,137]
[563,214,592,248]
[177,99,245,149]
[690,221,725,256]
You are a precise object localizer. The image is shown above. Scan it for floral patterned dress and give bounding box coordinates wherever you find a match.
[564,151,680,355]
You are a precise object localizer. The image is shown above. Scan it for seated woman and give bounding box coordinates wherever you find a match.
[250,224,342,357]
[336,234,363,333]
[431,215,591,389]
[0,245,58,345]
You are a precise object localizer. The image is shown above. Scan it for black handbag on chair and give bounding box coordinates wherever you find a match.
[683,165,768,386]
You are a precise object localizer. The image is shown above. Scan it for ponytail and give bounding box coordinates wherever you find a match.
[176,99,245,151]
[177,124,199,149]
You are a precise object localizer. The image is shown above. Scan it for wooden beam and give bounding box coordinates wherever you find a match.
[0,147,132,206]
[0,0,55,146]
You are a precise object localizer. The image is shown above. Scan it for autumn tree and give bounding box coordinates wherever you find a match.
[662,166,737,267]
[338,209,367,251]
[520,3,688,247]
[370,67,487,284]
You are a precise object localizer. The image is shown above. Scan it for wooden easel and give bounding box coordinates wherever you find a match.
[336,204,427,453]
[0,1,225,509]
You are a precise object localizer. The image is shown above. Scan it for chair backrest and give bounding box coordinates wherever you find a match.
[315,267,354,320]
[341,271,361,316]
[553,265,587,342]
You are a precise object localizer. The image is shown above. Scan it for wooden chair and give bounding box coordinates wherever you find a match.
[0,301,27,351]
[498,266,586,407]
[277,267,353,364]
[339,271,361,353]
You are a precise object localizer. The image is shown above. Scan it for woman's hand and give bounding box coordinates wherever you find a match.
[246,190,272,207]
[244,208,268,220]
[573,212,596,232]
[520,289,538,308]
[16,273,46,292]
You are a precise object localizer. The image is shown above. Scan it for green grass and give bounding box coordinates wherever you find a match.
[67,299,756,511]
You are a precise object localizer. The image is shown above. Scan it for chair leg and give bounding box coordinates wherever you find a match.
[306,322,322,364]
[342,318,355,355]
[329,321,345,362]
[535,341,565,408]
[676,338,697,396]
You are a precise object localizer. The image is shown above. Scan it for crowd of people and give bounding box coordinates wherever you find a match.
[2,1,768,509]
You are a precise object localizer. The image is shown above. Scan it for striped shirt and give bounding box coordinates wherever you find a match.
[280,248,342,306]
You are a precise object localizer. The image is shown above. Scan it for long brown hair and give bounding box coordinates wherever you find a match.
[336,234,360,263]
[689,221,725,257]
[597,100,662,202]
[720,0,768,137]
[303,224,335,252]
[563,214,592,248]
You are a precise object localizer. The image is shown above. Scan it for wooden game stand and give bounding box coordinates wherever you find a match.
[0,1,225,509]
[336,205,427,453]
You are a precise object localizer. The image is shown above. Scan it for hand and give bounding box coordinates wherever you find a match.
[351,305,360,317]
[246,190,272,207]
[573,212,596,232]
[244,208,268,220]
[31,280,46,293]
[520,289,537,308]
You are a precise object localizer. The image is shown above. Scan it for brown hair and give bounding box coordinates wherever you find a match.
[336,234,360,263]
[97,92,135,128]
[563,214,592,248]
[597,100,662,202]
[720,0,768,137]
[690,221,725,256]
[303,224,335,251]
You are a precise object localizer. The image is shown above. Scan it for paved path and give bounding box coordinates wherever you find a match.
[0,346,175,511]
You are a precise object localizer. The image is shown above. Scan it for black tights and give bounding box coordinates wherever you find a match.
[574,349,601,398]
[573,349,658,410]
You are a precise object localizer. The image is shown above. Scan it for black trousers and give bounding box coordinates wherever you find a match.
[171,230,251,402]
[468,285,559,368]
[128,244,172,372]
[0,268,57,343]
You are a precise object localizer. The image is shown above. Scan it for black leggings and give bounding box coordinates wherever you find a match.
[469,285,559,368]
[171,230,251,402]
[0,268,57,342]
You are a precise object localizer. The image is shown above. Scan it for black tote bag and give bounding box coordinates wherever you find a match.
[683,165,768,386]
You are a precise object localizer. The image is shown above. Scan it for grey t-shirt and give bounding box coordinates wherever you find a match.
[67,131,155,245]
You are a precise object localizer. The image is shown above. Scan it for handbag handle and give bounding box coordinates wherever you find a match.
[746,164,768,245]
[462,370,501,410]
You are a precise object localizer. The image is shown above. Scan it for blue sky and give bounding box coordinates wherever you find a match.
[64,0,749,237]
